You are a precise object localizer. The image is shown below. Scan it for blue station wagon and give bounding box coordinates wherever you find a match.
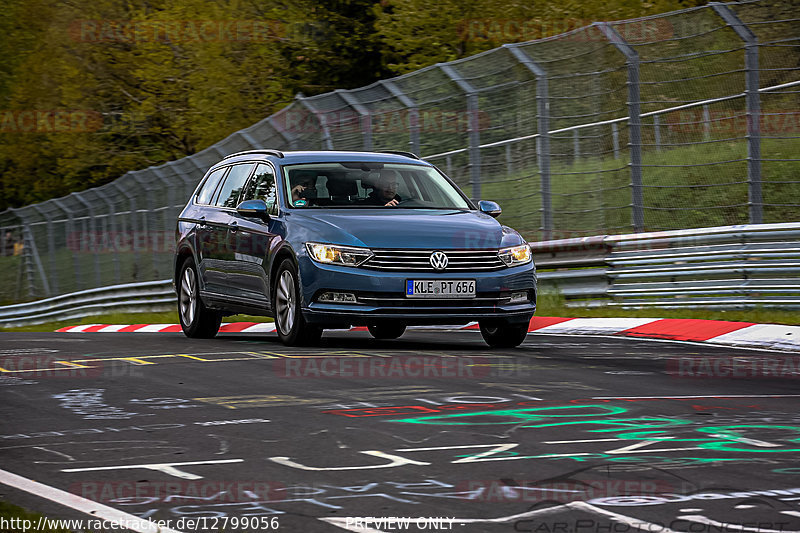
[174,150,537,347]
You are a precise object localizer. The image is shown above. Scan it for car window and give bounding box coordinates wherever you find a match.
[213,163,255,208]
[281,162,471,209]
[241,163,277,214]
[196,167,228,205]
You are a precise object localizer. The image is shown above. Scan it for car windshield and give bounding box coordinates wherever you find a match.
[282,162,472,209]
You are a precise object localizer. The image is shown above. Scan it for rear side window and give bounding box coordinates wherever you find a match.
[213,163,255,208]
[241,163,278,214]
[196,167,228,205]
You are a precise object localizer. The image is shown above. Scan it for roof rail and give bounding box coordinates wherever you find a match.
[223,149,285,160]
[379,150,420,160]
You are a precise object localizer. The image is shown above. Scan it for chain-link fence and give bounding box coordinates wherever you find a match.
[1,0,798,304]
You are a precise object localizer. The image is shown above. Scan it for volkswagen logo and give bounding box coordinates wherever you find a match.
[429,251,449,271]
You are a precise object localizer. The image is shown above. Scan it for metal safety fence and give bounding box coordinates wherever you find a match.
[0,0,798,305]
[533,221,800,308]
[2,222,798,327]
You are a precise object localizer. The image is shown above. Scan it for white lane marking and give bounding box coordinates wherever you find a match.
[0,467,185,533]
[98,324,130,332]
[531,331,800,354]
[533,317,658,335]
[61,458,243,479]
[65,324,101,333]
[240,323,277,333]
[134,324,176,333]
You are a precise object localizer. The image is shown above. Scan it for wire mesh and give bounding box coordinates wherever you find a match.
[1,0,798,304]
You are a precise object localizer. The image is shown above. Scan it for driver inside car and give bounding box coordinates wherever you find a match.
[366,169,402,206]
[290,170,317,203]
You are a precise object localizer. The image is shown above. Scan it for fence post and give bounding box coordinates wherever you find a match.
[296,93,334,150]
[711,2,762,224]
[380,80,420,155]
[71,192,101,288]
[504,43,552,240]
[612,123,620,159]
[439,63,482,202]
[52,199,82,291]
[653,115,662,151]
[30,204,58,295]
[267,116,299,150]
[95,188,121,284]
[151,167,175,268]
[236,130,263,149]
[130,172,158,279]
[597,22,644,233]
[112,182,138,281]
[336,89,373,151]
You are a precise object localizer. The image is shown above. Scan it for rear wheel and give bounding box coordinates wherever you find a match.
[274,259,322,346]
[368,324,406,340]
[479,320,529,348]
[178,257,222,338]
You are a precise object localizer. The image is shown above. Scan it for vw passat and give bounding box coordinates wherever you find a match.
[173,150,536,347]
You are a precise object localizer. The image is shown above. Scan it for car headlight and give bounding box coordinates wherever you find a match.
[498,244,532,267]
[306,242,373,267]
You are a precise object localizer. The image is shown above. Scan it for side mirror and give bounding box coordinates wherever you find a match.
[478,200,502,218]
[236,199,270,221]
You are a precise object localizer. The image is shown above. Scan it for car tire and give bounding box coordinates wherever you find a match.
[368,324,406,340]
[274,259,322,346]
[479,320,529,348]
[178,256,222,338]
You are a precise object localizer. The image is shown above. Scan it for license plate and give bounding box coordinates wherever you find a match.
[406,279,476,298]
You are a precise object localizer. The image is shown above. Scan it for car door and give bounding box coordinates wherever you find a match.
[206,162,255,297]
[194,166,229,293]
[227,162,279,306]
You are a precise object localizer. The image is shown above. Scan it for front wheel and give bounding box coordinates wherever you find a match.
[178,257,222,338]
[479,321,529,348]
[368,324,406,340]
[273,259,322,346]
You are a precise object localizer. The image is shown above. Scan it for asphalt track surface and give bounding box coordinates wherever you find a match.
[2,329,800,533]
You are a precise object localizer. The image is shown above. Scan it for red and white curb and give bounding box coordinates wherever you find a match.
[56,317,800,352]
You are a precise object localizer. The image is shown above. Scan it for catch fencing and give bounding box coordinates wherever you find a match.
[2,222,798,327]
[0,0,798,304]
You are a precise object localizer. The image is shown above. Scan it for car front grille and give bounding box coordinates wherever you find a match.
[362,249,505,272]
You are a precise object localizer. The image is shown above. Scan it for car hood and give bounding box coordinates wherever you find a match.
[289,209,522,249]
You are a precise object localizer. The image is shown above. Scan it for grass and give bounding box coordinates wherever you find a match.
[2,310,273,332]
[0,501,73,533]
[479,136,800,240]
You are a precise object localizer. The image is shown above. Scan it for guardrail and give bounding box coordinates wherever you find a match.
[532,222,800,309]
[0,280,174,328]
[1,222,799,327]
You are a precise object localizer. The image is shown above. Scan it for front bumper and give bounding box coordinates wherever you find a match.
[297,256,536,326]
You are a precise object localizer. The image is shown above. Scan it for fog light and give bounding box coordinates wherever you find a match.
[509,291,528,303]
[318,292,357,303]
